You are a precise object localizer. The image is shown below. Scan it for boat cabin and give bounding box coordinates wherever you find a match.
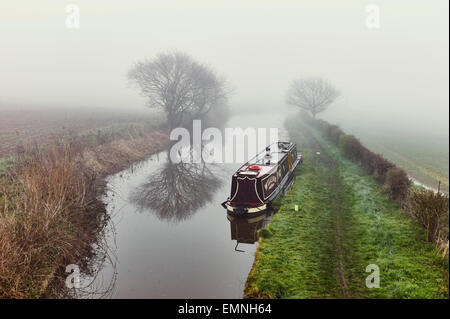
[222,141,302,215]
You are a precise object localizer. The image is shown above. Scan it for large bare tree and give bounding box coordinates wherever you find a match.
[128,52,228,129]
[286,77,340,118]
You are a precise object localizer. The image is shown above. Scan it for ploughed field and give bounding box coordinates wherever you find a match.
[0,107,164,158]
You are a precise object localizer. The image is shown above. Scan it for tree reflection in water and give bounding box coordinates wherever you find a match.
[130,151,222,223]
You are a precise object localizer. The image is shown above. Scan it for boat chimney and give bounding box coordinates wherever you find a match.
[265,146,272,164]
[265,146,271,158]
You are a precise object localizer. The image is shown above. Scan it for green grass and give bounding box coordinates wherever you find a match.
[244,117,448,299]
[246,151,341,298]
[0,156,14,176]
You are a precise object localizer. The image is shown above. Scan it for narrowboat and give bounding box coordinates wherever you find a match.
[221,141,302,216]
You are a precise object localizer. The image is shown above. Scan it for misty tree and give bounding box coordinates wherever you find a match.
[128,52,228,130]
[286,77,340,118]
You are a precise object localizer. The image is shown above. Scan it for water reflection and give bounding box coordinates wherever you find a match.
[48,213,118,298]
[53,112,289,298]
[227,210,274,252]
[130,151,222,223]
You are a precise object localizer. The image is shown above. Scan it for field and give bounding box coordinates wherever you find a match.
[0,107,165,158]
[355,132,448,193]
[0,106,169,298]
[321,114,449,193]
[244,116,448,298]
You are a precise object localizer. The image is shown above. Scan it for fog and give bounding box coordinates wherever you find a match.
[0,0,448,138]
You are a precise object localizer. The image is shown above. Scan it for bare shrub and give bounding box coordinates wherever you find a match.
[409,189,449,243]
[360,148,376,174]
[385,167,411,202]
[339,134,364,162]
[326,124,343,145]
[369,154,395,184]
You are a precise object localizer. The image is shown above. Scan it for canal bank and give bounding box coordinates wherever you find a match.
[244,116,448,299]
[0,126,169,298]
[77,111,293,298]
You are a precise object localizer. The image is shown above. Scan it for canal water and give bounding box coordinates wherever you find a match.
[80,110,292,298]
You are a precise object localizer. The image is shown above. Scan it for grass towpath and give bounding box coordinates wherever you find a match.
[244,117,448,299]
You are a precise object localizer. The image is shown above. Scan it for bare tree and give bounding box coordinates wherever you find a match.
[286,77,340,118]
[128,52,228,130]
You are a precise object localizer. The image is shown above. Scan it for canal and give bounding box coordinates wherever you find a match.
[81,110,292,298]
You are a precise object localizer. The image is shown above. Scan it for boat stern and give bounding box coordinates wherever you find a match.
[221,201,268,215]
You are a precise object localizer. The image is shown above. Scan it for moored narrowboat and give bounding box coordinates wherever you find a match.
[221,141,302,216]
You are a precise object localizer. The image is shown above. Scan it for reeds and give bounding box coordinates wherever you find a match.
[0,125,168,298]
[0,143,101,298]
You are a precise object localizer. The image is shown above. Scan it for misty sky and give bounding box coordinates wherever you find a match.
[0,0,448,136]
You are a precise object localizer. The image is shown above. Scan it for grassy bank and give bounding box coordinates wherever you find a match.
[0,123,168,298]
[244,117,448,298]
[0,157,15,177]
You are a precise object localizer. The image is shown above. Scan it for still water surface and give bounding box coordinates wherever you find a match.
[82,111,291,298]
